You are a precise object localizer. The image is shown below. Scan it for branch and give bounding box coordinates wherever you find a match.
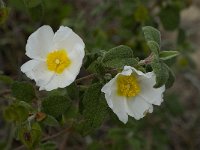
[42,127,71,142]
[138,53,154,65]
[75,73,96,83]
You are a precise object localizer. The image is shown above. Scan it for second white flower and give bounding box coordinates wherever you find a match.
[101,66,165,123]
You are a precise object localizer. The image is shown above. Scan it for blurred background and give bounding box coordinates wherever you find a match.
[0,0,200,149]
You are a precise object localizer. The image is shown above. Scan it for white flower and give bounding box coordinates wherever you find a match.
[101,66,165,123]
[21,25,85,91]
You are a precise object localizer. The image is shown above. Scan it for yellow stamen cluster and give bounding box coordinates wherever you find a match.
[117,74,140,97]
[46,49,71,74]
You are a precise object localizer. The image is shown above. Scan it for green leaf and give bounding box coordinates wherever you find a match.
[104,58,138,69]
[159,51,179,60]
[147,41,160,56]
[142,26,161,46]
[151,60,169,88]
[0,75,13,84]
[77,83,108,135]
[165,67,175,88]
[17,101,33,111]
[3,106,16,122]
[159,5,180,31]
[18,123,42,149]
[11,81,36,103]
[42,95,71,118]
[64,104,78,120]
[41,115,59,127]
[66,83,79,100]
[87,60,105,74]
[102,45,138,68]
[3,102,29,122]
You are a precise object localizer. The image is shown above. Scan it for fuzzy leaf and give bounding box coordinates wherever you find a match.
[151,60,169,88]
[11,81,36,103]
[165,67,175,88]
[18,123,42,149]
[102,45,138,68]
[66,83,79,100]
[87,60,105,74]
[77,83,108,135]
[159,51,179,60]
[142,26,161,46]
[3,102,29,122]
[147,41,159,56]
[42,95,71,118]
[103,58,138,68]
[41,115,59,127]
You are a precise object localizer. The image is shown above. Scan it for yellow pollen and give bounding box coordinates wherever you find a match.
[117,74,141,97]
[46,49,71,74]
[55,59,60,64]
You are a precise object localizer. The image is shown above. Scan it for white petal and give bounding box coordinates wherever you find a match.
[138,72,165,105]
[53,26,85,54]
[102,75,128,123]
[32,62,54,87]
[41,69,75,91]
[21,60,40,79]
[26,25,54,60]
[121,66,133,76]
[101,77,116,94]
[66,48,85,78]
[126,96,153,120]
[123,65,152,78]
[21,59,54,88]
[110,92,128,124]
[101,77,117,109]
[107,79,128,124]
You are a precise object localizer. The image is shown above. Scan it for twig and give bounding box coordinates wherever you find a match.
[42,127,71,142]
[75,73,96,83]
[59,133,69,150]
[138,53,154,65]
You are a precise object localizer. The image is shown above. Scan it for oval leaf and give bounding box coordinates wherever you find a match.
[102,45,138,68]
[147,41,160,57]
[142,26,161,46]
[151,60,169,88]
[159,51,179,60]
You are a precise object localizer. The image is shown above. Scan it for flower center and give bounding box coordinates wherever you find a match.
[46,49,71,74]
[117,74,140,97]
